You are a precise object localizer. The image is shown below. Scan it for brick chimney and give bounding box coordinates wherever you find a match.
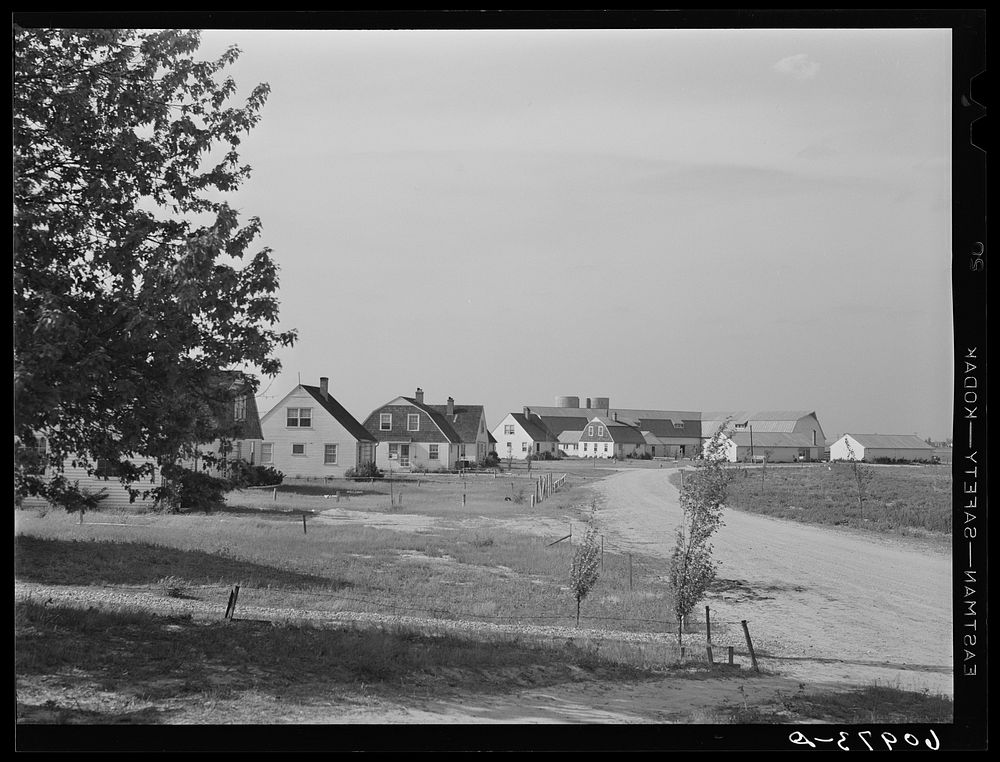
[319,377,329,399]
[447,396,455,416]
[415,387,424,404]
[523,406,531,419]
[613,411,618,422]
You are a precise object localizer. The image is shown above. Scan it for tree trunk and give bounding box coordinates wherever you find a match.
[576,597,581,626]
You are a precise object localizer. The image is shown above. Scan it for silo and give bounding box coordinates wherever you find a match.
[555,395,580,408]
[592,397,610,412]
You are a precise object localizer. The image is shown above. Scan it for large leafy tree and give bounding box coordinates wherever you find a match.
[14,27,296,505]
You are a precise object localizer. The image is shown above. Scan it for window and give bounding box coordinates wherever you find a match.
[407,414,419,432]
[324,444,338,465]
[584,443,589,451]
[388,443,399,459]
[287,408,312,427]
[292,443,306,456]
[504,424,515,435]
[597,426,604,437]
[522,442,527,452]
[234,395,247,422]
[380,413,392,431]
[358,443,374,465]
[429,444,439,460]
[588,425,594,436]
[261,443,273,464]
[604,443,609,452]
[460,445,467,458]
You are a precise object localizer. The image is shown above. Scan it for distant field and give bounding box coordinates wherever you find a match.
[677,463,952,536]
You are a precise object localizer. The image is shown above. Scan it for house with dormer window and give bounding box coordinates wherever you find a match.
[259,377,378,478]
[362,387,490,470]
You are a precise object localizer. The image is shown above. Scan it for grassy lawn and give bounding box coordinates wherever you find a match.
[675,463,952,537]
[14,496,681,638]
[14,598,657,725]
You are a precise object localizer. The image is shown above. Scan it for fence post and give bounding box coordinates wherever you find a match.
[628,553,633,591]
[336,491,340,503]
[601,535,604,571]
[272,487,277,501]
[728,646,734,665]
[302,513,307,534]
[741,620,760,673]
[705,605,712,644]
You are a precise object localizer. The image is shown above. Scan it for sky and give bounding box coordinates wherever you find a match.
[195,26,954,442]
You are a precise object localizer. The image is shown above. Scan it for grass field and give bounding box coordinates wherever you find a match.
[674,463,952,536]
[15,461,953,726]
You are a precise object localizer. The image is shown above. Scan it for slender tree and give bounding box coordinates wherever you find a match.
[14,28,296,508]
[843,439,874,521]
[569,517,601,626]
[669,424,731,652]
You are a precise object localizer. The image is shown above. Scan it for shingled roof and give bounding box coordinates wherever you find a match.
[403,398,486,444]
[511,412,559,442]
[302,385,377,442]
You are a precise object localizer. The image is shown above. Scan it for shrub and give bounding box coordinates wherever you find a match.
[345,461,383,480]
[156,464,231,513]
[479,451,501,468]
[228,460,284,487]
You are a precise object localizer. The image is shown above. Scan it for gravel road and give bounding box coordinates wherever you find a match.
[590,467,954,695]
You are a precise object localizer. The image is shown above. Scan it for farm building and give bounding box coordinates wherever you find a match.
[701,410,826,461]
[577,416,648,459]
[557,429,582,456]
[259,377,378,479]
[829,434,936,463]
[362,388,490,471]
[19,371,265,510]
[492,408,559,460]
[712,432,818,463]
[527,396,702,457]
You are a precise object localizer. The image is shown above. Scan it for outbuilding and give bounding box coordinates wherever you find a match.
[829,434,935,463]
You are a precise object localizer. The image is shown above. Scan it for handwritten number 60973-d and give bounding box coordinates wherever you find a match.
[789,729,940,750]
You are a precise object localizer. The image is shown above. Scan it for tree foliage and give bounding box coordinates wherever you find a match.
[569,516,601,626]
[669,424,731,650]
[13,27,296,505]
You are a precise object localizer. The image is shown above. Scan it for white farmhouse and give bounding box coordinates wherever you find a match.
[259,377,378,478]
[492,408,559,460]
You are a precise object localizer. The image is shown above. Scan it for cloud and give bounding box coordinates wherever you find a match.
[773,54,820,81]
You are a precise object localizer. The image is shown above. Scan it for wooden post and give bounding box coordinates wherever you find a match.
[398,491,403,506]
[601,535,604,571]
[728,646,734,665]
[705,605,712,644]
[302,513,307,534]
[231,585,240,620]
[530,494,535,508]
[336,491,340,503]
[628,553,633,590]
[462,493,466,507]
[706,644,714,664]
[224,587,235,619]
[741,620,759,673]
[272,487,277,501]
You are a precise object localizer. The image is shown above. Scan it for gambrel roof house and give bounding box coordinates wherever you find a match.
[259,377,377,479]
[577,415,648,459]
[362,388,491,470]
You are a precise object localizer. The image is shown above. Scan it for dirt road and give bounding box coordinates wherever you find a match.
[591,468,953,696]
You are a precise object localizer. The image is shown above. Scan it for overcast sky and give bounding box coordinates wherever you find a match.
[196,27,954,441]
